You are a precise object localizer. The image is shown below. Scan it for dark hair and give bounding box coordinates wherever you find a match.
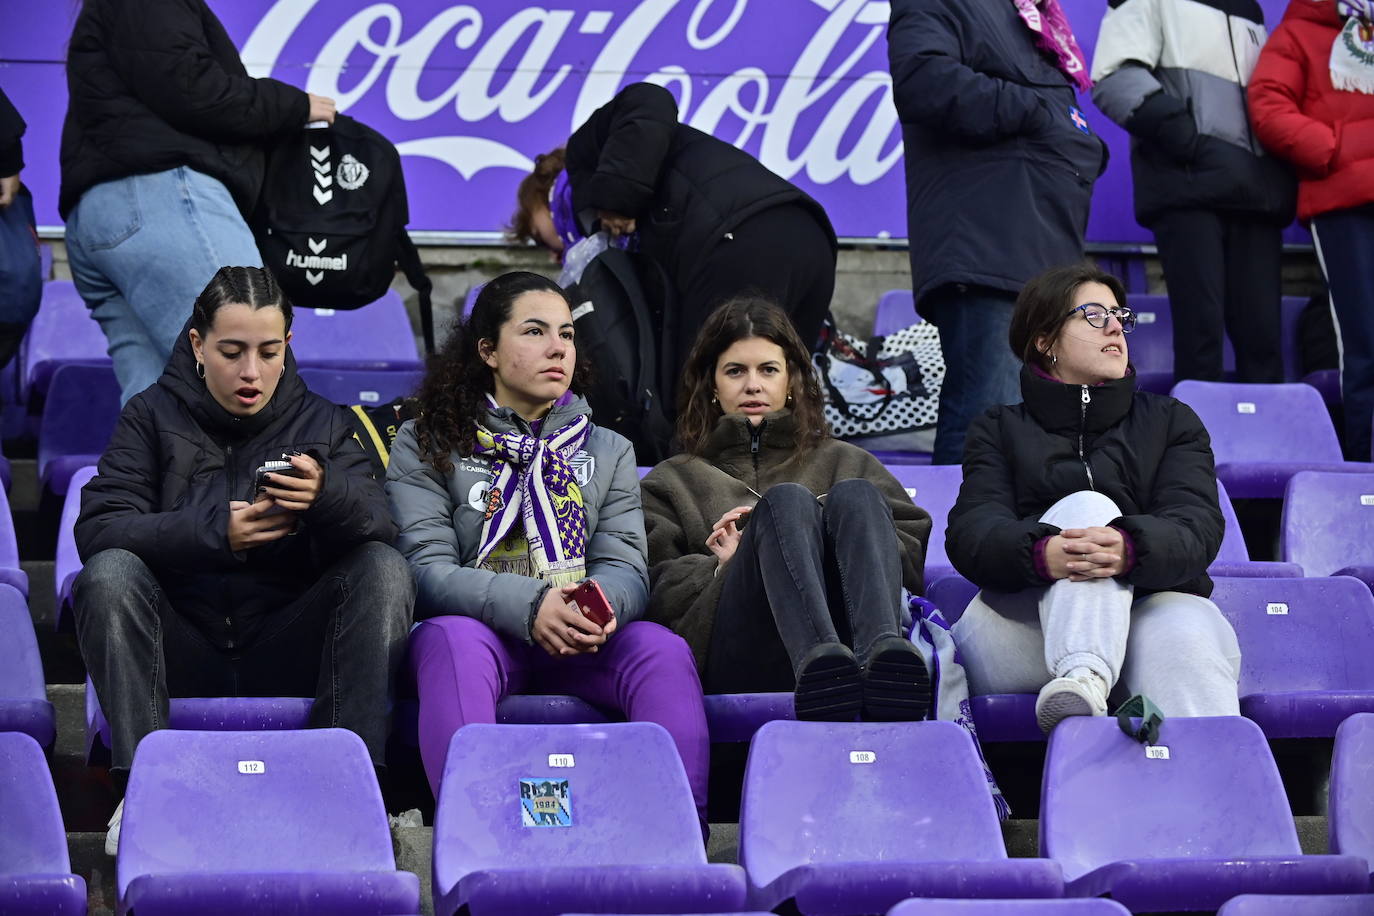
[507,147,566,245]
[190,266,294,337]
[676,297,828,456]
[1008,263,1128,373]
[414,271,588,471]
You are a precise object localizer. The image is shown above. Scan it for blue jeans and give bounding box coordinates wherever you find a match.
[1313,205,1374,461]
[923,284,1023,464]
[65,167,262,403]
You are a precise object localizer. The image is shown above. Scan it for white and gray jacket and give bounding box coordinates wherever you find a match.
[385,396,649,643]
[1091,0,1294,223]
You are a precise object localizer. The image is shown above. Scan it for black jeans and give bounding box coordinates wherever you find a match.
[704,479,905,693]
[72,542,414,771]
[1152,208,1285,384]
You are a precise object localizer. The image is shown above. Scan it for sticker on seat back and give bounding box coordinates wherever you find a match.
[521,778,572,827]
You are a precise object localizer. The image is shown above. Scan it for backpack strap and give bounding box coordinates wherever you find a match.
[395,228,435,355]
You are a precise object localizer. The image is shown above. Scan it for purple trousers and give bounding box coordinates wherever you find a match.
[410,616,710,822]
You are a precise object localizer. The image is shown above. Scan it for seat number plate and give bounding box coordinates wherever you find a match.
[237,760,266,774]
[547,754,575,768]
[849,751,876,764]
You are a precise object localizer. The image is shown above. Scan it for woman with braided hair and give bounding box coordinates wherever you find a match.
[385,271,709,821]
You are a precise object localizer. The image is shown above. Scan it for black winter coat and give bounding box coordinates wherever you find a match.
[0,89,23,178]
[564,82,837,298]
[59,0,309,219]
[75,325,398,650]
[887,0,1108,311]
[947,368,1223,597]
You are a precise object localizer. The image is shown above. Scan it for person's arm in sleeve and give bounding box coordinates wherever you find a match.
[1110,403,1224,589]
[1248,25,1335,176]
[385,423,546,642]
[75,397,237,567]
[583,436,649,623]
[1090,0,1199,161]
[301,408,398,550]
[105,0,309,141]
[887,0,1052,144]
[565,81,679,219]
[640,468,726,667]
[0,88,24,208]
[945,412,1060,591]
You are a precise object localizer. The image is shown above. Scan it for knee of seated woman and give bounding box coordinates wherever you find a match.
[76,548,154,594]
[1130,592,1239,655]
[824,477,887,511]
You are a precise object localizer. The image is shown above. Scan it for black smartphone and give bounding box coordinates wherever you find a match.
[253,459,303,495]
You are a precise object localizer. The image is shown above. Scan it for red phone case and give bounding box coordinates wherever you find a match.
[570,581,614,626]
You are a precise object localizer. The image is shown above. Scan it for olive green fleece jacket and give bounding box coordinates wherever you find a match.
[639,411,932,671]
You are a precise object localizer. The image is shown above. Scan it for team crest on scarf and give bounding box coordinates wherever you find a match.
[472,403,592,585]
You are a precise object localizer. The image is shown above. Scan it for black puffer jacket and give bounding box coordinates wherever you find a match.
[564,82,837,297]
[947,367,1223,597]
[59,0,308,218]
[75,324,398,650]
[888,0,1108,311]
[0,89,24,178]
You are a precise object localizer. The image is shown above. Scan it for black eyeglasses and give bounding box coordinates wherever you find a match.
[1067,303,1136,333]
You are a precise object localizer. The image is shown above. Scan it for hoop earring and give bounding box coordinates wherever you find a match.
[195,361,206,380]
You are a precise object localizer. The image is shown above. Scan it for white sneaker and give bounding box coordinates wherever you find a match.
[1035,669,1109,733]
[105,799,124,857]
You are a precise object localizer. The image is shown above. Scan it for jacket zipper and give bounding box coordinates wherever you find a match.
[750,419,764,486]
[1078,386,1096,491]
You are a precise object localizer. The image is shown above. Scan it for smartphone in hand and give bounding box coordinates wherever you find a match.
[253,457,306,514]
[567,580,614,627]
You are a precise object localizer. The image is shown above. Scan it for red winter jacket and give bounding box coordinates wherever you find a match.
[1249,0,1374,221]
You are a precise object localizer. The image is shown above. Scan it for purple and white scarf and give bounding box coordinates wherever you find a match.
[1013,0,1093,93]
[1332,0,1374,95]
[473,400,591,586]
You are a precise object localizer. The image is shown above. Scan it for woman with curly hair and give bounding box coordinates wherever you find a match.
[640,298,934,721]
[385,271,708,819]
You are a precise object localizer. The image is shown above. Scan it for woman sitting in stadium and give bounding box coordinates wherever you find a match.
[946,263,1240,732]
[640,298,933,721]
[385,271,709,821]
[73,265,414,854]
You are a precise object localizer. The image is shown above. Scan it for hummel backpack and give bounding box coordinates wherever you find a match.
[252,114,435,352]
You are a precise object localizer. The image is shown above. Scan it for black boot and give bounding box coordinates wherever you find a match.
[793,641,862,721]
[861,635,931,722]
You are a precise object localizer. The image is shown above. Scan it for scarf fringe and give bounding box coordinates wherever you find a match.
[542,565,586,588]
[1332,16,1374,95]
[1332,69,1374,95]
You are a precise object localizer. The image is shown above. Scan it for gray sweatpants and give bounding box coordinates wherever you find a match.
[951,491,1241,717]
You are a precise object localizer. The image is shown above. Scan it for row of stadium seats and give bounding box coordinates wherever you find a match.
[6,712,1374,915]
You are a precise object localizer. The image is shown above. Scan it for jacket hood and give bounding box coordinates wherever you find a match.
[157,317,305,439]
[1019,365,1136,436]
[1285,0,1341,28]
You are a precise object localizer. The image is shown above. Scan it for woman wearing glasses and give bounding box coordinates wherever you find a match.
[945,264,1239,732]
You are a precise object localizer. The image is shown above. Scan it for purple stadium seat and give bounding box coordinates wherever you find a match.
[462,283,484,317]
[1041,715,1368,911]
[889,901,1130,915]
[0,587,55,751]
[118,729,418,916]
[23,280,109,403]
[297,367,421,406]
[883,464,962,584]
[38,363,120,497]
[0,482,26,597]
[289,293,422,370]
[53,466,98,631]
[1278,296,1315,383]
[83,677,314,766]
[1329,713,1374,879]
[0,438,11,492]
[1170,381,1374,498]
[637,465,651,478]
[1281,471,1374,587]
[925,575,1042,743]
[873,289,918,337]
[1126,297,1176,395]
[432,722,746,916]
[1219,896,1374,915]
[0,733,87,915]
[739,720,1062,913]
[1307,369,1342,407]
[1212,478,1303,578]
[1211,576,1374,738]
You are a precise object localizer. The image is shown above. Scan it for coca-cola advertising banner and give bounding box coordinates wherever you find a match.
[2,0,1295,243]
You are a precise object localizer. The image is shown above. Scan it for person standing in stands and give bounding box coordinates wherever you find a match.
[641,298,933,722]
[888,0,1108,464]
[1250,0,1374,460]
[385,271,710,826]
[947,264,1239,732]
[509,81,838,388]
[1092,0,1295,385]
[73,266,413,855]
[60,0,336,403]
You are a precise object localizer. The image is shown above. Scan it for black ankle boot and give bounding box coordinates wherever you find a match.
[793,642,862,721]
[861,635,932,721]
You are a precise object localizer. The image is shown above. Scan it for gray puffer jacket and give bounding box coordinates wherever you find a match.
[385,396,648,643]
